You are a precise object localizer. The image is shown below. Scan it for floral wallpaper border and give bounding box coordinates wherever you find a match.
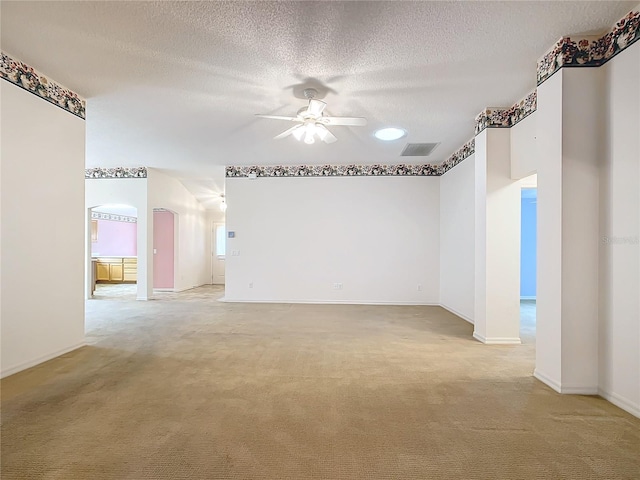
[226,163,441,178]
[85,167,147,179]
[439,138,475,175]
[91,211,137,223]
[537,8,640,85]
[1,51,86,119]
[226,140,475,178]
[475,90,537,135]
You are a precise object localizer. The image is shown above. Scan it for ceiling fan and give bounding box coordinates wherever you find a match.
[255,88,367,144]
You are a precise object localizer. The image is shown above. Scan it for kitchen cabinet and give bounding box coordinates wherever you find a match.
[110,263,124,281]
[95,257,136,283]
[123,258,137,281]
[96,262,111,281]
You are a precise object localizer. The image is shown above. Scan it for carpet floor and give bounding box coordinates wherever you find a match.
[1,285,638,479]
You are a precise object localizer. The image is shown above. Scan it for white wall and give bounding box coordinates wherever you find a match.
[474,128,522,344]
[147,169,210,291]
[86,177,150,300]
[225,176,440,304]
[560,67,602,392]
[535,72,564,389]
[535,66,602,394]
[511,112,537,179]
[599,41,640,416]
[440,155,476,322]
[1,81,85,377]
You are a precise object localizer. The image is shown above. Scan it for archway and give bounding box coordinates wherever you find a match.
[87,204,138,300]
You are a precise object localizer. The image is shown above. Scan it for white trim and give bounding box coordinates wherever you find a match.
[533,369,599,395]
[520,296,537,300]
[473,332,521,344]
[534,369,562,392]
[559,386,599,395]
[0,341,86,379]
[174,284,206,293]
[598,389,640,418]
[148,284,207,296]
[440,303,474,324]
[218,298,439,306]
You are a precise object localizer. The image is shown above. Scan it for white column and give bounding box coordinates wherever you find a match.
[136,205,153,301]
[474,128,522,344]
[535,67,602,393]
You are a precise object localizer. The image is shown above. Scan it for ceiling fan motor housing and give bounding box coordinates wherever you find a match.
[303,88,318,99]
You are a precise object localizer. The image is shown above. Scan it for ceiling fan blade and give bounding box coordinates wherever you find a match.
[306,99,326,117]
[273,124,303,140]
[320,116,367,126]
[316,124,337,144]
[255,114,302,122]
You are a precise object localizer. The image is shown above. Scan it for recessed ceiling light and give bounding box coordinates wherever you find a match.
[374,127,407,141]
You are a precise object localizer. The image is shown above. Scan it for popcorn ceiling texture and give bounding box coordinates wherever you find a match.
[1,1,636,201]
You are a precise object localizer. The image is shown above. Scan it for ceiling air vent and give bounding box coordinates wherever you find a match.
[400,142,440,157]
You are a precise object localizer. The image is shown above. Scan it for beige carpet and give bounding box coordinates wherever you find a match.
[1,286,638,479]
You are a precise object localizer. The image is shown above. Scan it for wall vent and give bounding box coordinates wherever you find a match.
[400,143,440,157]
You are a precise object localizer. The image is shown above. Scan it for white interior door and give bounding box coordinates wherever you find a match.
[212,222,226,284]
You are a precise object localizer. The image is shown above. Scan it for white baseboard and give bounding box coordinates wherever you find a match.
[520,296,537,301]
[151,284,207,295]
[439,303,474,324]
[219,298,439,306]
[1,341,86,379]
[534,370,599,395]
[533,369,562,392]
[174,284,207,293]
[559,385,599,395]
[598,388,640,418]
[473,332,521,344]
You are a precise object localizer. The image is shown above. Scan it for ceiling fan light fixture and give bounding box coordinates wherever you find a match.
[292,126,305,141]
[304,131,316,144]
[374,127,407,141]
[256,93,366,144]
[316,124,329,140]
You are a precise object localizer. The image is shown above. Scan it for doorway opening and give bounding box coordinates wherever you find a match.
[212,221,226,288]
[88,204,138,301]
[520,178,537,343]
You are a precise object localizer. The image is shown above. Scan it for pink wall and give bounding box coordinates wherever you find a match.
[153,210,175,289]
[91,219,137,257]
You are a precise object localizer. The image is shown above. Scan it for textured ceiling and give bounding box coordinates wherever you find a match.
[1,1,636,208]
